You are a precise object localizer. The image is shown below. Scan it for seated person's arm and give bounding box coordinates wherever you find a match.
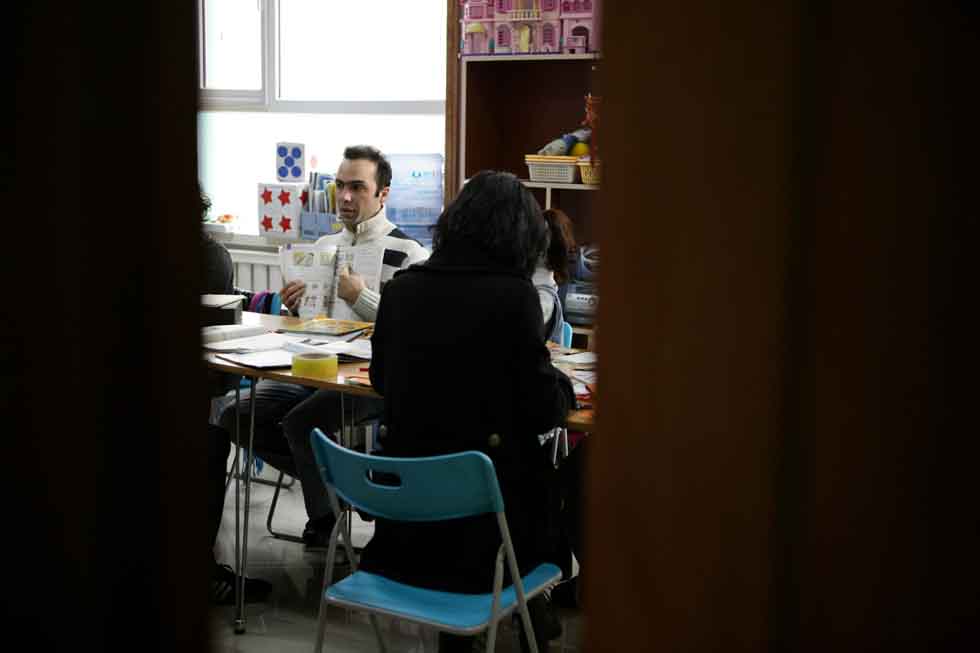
[514,285,576,433]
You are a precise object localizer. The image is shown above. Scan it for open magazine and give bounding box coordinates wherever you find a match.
[279,241,384,321]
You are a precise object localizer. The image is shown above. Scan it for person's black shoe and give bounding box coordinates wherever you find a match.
[210,563,272,606]
[301,514,337,549]
[550,577,580,609]
[515,594,562,652]
[302,515,351,566]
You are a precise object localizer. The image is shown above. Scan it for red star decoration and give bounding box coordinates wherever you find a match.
[260,188,273,204]
[300,189,309,207]
[260,215,274,231]
[279,216,292,232]
[278,189,291,205]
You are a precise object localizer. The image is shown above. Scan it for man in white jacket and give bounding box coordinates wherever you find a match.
[217,145,428,549]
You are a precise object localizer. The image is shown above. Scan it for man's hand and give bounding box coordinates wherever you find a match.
[337,264,366,304]
[280,280,306,313]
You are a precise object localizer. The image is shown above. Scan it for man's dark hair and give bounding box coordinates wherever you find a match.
[343,145,392,197]
[431,170,548,278]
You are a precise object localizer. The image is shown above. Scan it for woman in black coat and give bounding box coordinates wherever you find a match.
[362,170,575,649]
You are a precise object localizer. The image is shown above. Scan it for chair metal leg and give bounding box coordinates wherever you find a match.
[225,444,241,494]
[499,516,540,653]
[368,614,388,653]
[550,428,561,468]
[486,545,506,652]
[313,601,330,653]
[266,469,305,543]
[230,467,296,489]
[315,512,365,652]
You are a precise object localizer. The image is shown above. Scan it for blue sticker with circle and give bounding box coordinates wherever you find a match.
[277,145,288,157]
[291,166,302,178]
[278,166,289,178]
[291,147,302,159]
[284,156,294,167]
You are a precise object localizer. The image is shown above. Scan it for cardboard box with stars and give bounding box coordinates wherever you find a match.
[257,182,308,239]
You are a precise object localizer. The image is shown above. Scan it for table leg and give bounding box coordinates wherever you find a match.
[233,383,242,632]
[339,393,353,548]
[234,376,258,634]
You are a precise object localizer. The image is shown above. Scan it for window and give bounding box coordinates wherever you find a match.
[543,24,555,46]
[197,0,447,236]
[498,26,511,47]
[200,0,262,90]
[277,0,445,106]
[543,0,557,11]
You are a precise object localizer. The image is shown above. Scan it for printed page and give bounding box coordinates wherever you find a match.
[280,243,339,319]
[329,245,384,322]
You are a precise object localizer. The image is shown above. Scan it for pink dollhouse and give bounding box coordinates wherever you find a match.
[460,0,600,56]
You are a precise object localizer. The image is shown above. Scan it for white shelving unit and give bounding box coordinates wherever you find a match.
[521,180,598,209]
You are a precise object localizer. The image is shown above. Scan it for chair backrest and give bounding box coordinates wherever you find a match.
[561,320,573,348]
[310,428,504,521]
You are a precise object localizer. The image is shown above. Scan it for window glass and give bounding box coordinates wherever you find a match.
[198,111,445,234]
[278,0,446,102]
[202,0,262,90]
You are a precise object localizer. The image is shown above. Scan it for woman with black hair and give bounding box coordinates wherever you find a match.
[364,170,575,651]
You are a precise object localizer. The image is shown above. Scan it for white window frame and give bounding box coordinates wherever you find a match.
[198,0,445,115]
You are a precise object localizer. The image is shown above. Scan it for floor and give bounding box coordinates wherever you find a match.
[210,462,584,652]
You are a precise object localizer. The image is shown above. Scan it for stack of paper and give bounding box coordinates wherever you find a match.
[203,332,289,353]
[202,323,269,345]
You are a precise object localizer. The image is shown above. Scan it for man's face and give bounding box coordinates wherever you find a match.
[335,158,388,228]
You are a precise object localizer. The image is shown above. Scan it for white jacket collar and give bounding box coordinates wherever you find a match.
[347,206,392,242]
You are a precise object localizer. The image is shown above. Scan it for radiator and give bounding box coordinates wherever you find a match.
[228,249,282,293]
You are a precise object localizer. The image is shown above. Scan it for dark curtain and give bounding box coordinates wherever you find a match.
[4,1,208,649]
[590,2,974,650]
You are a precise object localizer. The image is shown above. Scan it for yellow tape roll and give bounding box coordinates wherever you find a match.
[292,352,338,380]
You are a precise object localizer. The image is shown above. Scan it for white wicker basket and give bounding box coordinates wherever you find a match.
[525,155,578,184]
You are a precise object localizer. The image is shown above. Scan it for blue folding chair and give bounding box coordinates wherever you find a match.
[309,428,562,653]
[561,320,574,348]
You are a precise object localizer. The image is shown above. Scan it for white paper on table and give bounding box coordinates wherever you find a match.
[283,338,372,360]
[216,350,294,369]
[553,351,597,365]
[570,370,597,384]
[201,324,270,344]
[203,332,289,352]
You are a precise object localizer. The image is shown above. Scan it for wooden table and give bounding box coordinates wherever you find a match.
[205,312,595,430]
[205,312,595,631]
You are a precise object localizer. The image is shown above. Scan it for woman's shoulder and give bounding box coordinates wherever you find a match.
[531,265,556,290]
